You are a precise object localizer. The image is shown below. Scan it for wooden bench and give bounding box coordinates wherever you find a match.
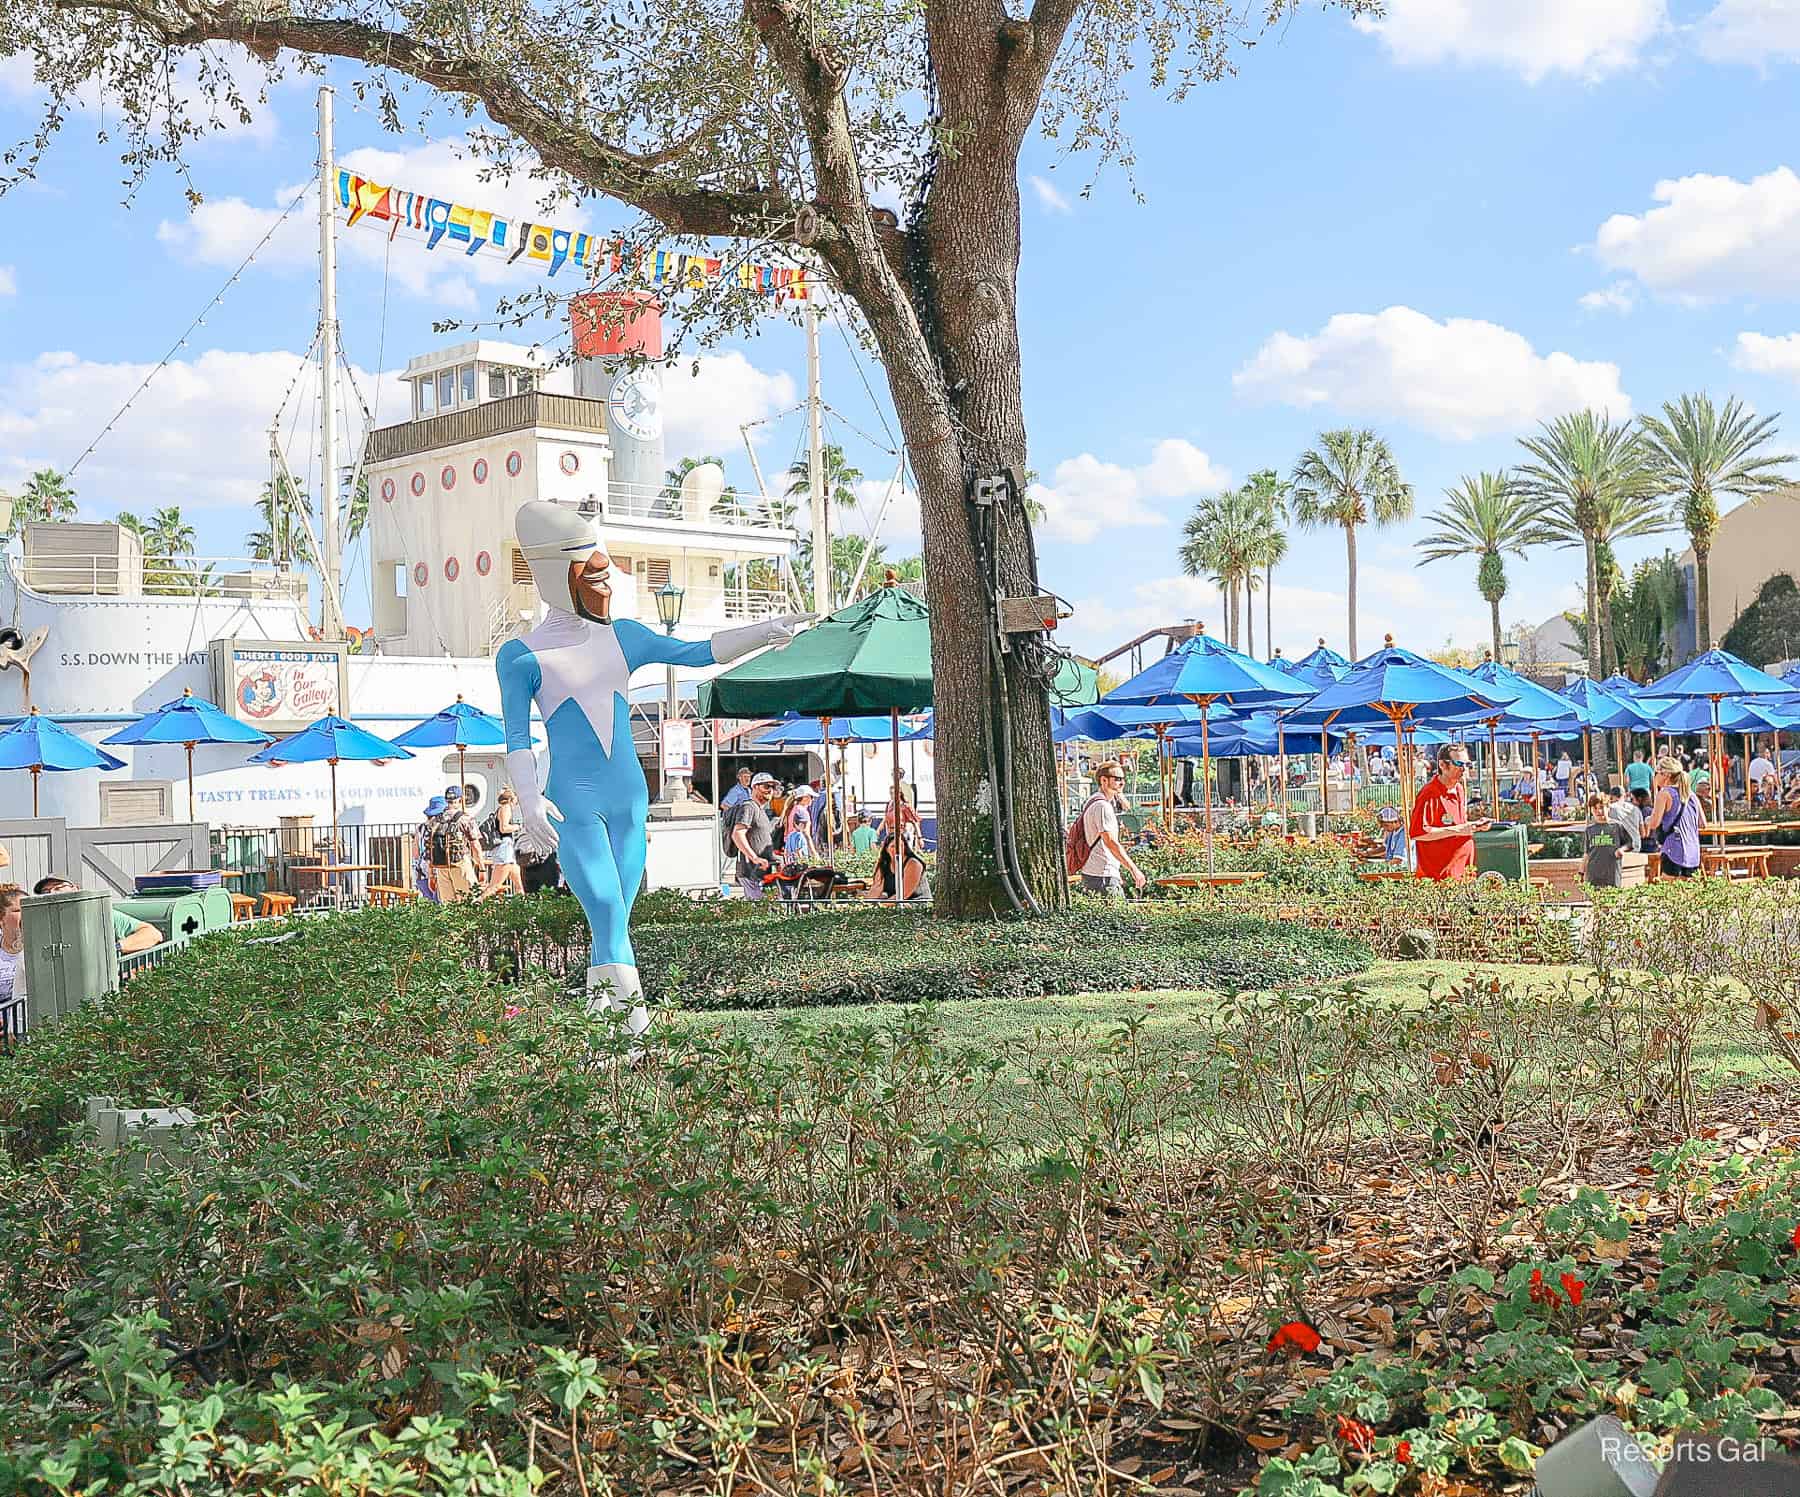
[227,892,258,923]
[1155,871,1267,890]
[1702,846,1772,881]
[259,891,298,917]
[366,884,419,907]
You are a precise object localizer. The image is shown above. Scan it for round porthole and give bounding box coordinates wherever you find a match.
[380,477,396,503]
[475,551,492,577]
[410,472,426,497]
[413,562,429,587]
[559,451,580,476]
[505,450,523,478]
[444,556,460,582]
[472,458,489,484]
[440,465,457,490]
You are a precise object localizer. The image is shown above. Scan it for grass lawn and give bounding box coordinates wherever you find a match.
[681,957,1781,1094]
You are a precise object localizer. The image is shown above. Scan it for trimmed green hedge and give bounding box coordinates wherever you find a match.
[632,903,1371,1009]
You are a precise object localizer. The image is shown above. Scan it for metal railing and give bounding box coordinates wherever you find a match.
[213,820,422,905]
[11,551,310,603]
[598,482,797,536]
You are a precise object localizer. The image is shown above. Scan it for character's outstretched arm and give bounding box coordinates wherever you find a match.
[614,613,813,672]
[496,638,559,855]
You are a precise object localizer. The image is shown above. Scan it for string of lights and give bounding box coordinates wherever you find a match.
[68,181,317,478]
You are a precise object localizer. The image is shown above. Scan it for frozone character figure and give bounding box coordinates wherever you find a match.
[497,501,809,1052]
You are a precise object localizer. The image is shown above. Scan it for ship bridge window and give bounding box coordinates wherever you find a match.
[515,370,534,394]
[488,368,508,400]
[414,378,434,417]
[460,364,477,405]
[437,369,455,410]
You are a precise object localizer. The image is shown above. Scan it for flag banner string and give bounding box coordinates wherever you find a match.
[337,170,810,298]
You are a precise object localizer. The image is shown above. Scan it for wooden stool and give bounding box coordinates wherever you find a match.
[259,892,297,917]
[228,892,257,922]
[366,884,418,907]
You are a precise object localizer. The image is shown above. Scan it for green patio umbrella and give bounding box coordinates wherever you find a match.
[698,585,932,898]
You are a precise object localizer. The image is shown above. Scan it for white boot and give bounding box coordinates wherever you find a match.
[586,962,650,1061]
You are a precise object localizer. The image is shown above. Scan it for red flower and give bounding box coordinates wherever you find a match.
[1335,1414,1376,1455]
[1560,1273,1586,1308]
[1791,1222,1800,1250]
[1267,1321,1322,1355]
[1394,1440,1412,1465]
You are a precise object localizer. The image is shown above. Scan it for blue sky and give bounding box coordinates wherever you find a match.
[7,0,1800,662]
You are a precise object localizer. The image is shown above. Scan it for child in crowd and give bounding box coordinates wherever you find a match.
[1582,792,1623,890]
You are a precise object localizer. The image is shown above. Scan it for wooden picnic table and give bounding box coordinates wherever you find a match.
[1700,846,1772,880]
[1356,868,1413,882]
[292,862,383,906]
[1155,871,1267,890]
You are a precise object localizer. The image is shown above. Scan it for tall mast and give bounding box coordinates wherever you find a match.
[806,299,829,615]
[317,85,344,640]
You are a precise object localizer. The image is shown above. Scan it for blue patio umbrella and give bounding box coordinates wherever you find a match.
[1104,625,1310,866]
[1291,639,1350,683]
[0,707,127,815]
[1463,658,1584,810]
[1289,639,1511,855]
[1644,648,1797,818]
[102,686,271,823]
[753,713,931,748]
[391,695,517,801]
[249,715,415,844]
[1649,696,1800,734]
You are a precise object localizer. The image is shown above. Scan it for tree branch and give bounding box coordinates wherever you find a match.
[49,0,797,239]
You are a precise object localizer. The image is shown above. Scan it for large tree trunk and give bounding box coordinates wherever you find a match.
[1694,546,1712,654]
[1583,531,1601,679]
[1344,523,1359,659]
[1489,595,1503,666]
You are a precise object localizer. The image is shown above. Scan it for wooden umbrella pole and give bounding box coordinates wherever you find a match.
[330,757,340,854]
[186,741,196,825]
[1744,731,1754,808]
[1712,699,1725,839]
[1487,719,1500,813]
[890,708,902,907]
[1278,719,1289,834]
[32,764,40,817]
[1582,729,1591,805]
[819,716,834,856]
[1201,709,1214,874]
[1347,732,1359,816]
[1531,733,1541,820]
[1319,731,1329,834]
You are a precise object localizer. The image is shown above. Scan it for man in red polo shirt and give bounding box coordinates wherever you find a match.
[1409,743,1487,880]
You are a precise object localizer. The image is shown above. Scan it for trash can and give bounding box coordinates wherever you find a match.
[115,894,208,943]
[1474,822,1530,882]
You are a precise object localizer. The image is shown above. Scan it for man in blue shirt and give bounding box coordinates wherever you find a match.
[1625,749,1654,796]
[720,765,754,809]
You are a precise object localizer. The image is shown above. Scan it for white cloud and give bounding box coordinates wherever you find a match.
[157,136,588,307]
[844,474,922,553]
[1028,174,1072,214]
[1590,166,1800,301]
[659,352,797,459]
[1232,305,1631,439]
[0,265,14,297]
[1731,329,1800,380]
[1579,281,1637,314]
[1030,440,1228,545]
[1354,0,1665,81]
[1695,0,1800,66]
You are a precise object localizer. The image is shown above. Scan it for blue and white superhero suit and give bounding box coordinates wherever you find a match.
[497,501,806,1044]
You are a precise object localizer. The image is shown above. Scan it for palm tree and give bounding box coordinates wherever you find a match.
[247,477,311,564]
[1514,411,1660,682]
[1180,486,1263,650]
[1636,394,1793,652]
[784,443,863,510]
[1289,430,1412,660]
[19,468,77,524]
[1241,469,1290,661]
[1611,554,1685,683]
[1415,471,1550,664]
[144,505,197,559]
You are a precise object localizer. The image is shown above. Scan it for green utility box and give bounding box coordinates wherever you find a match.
[23,889,120,1029]
[115,887,231,942]
[1474,822,1531,882]
[84,1096,202,1176]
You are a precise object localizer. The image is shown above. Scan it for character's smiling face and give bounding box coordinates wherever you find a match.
[568,549,613,623]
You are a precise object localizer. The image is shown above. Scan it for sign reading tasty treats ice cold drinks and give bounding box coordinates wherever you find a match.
[208,640,349,735]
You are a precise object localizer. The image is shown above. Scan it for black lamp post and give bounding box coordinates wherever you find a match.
[655,581,685,798]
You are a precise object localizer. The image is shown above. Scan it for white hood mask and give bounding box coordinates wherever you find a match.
[514,500,604,616]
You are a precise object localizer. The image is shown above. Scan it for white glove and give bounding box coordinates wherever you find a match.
[710,612,815,665]
[506,747,562,856]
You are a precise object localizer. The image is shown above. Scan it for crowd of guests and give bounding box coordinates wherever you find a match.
[412,783,534,903]
[720,766,930,902]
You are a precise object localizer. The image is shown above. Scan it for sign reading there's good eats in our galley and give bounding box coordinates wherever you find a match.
[209,640,349,735]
